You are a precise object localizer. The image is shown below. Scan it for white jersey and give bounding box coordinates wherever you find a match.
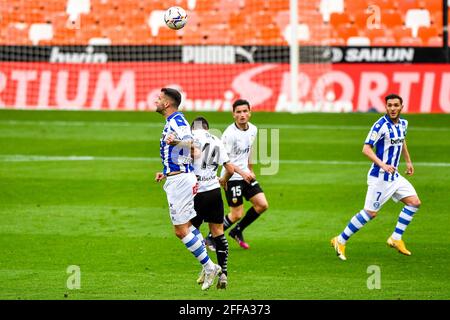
[364,115,408,182]
[220,122,257,181]
[192,129,230,193]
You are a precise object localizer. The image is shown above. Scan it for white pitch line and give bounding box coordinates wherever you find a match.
[1,154,450,167]
[0,120,449,132]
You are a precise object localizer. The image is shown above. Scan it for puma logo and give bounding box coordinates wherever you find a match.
[236,46,257,63]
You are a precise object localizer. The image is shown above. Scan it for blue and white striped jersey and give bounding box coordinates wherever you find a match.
[159,111,194,175]
[365,115,408,182]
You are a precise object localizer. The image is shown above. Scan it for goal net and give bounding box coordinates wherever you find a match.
[0,0,332,112]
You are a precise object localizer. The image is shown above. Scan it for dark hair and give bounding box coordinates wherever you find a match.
[232,99,251,112]
[385,93,403,104]
[161,88,182,108]
[191,116,209,130]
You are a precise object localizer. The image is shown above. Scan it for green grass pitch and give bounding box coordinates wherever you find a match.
[0,109,449,300]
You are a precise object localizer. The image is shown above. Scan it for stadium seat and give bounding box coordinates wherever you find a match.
[322,37,346,46]
[247,10,275,27]
[427,36,443,47]
[352,12,371,29]
[319,0,344,22]
[130,24,153,44]
[179,29,208,45]
[371,36,397,46]
[369,0,396,11]
[417,26,439,43]
[2,23,31,45]
[399,36,423,46]
[28,23,54,45]
[265,0,290,12]
[299,10,323,25]
[396,0,421,12]
[336,25,359,40]
[347,36,371,46]
[417,0,442,12]
[191,0,215,12]
[203,27,232,45]
[393,25,413,42]
[228,11,246,29]
[260,24,282,44]
[215,0,244,14]
[88,37,112,45]
[330,12,351,28]
[405,9,431,37]
[364,27,388,43]
[431,11,443,27]
[344,0,369,14]
[309,24,332,45]
[381,10,404,28]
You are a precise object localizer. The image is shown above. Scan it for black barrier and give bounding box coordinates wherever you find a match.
[0,45,449,63]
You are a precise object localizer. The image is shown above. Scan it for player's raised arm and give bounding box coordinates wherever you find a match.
[402,140,414,176]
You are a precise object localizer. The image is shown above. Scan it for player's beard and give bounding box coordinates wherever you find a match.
[156,104,166,115]
[389,111,400,122]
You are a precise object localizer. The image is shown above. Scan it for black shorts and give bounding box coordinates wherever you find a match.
[225,180,264,207]
[192,188,225,226]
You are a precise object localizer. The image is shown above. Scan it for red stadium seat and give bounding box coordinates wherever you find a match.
[265,0,290,12]
[417,26,440,43]
[371,36,397,46]
[398,36,423,46]
[299,10,323,24]
[367,0,396,11]
[336,25,359,40]
[247,10,275,27]
[330,12,352,28]
[364,28,387,41]
[396,0,421,13]
[352,12,371,29]
[417,0,442,12]
[204,32,232,45]
[427,36,443,47]
[214,0,244,15]
[392,26,413,42]
[322,37,346,46]
[381,10,404,28]
[431,11,443,27]
[344,0,369,14]
[259,24,283,45]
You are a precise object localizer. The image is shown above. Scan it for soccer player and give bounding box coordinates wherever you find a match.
[190,116,235,289]
[207,99,269,250]
[154,88,221,290]
[331,93,422,261]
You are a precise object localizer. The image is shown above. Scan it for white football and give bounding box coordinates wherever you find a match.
[164,6,188,30]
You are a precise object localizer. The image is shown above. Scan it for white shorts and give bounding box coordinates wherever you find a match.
[163,172,198,225]
[364,174,417,212]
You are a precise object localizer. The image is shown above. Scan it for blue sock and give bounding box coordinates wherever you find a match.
[338,210,373,244]
[391,205,418,240]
